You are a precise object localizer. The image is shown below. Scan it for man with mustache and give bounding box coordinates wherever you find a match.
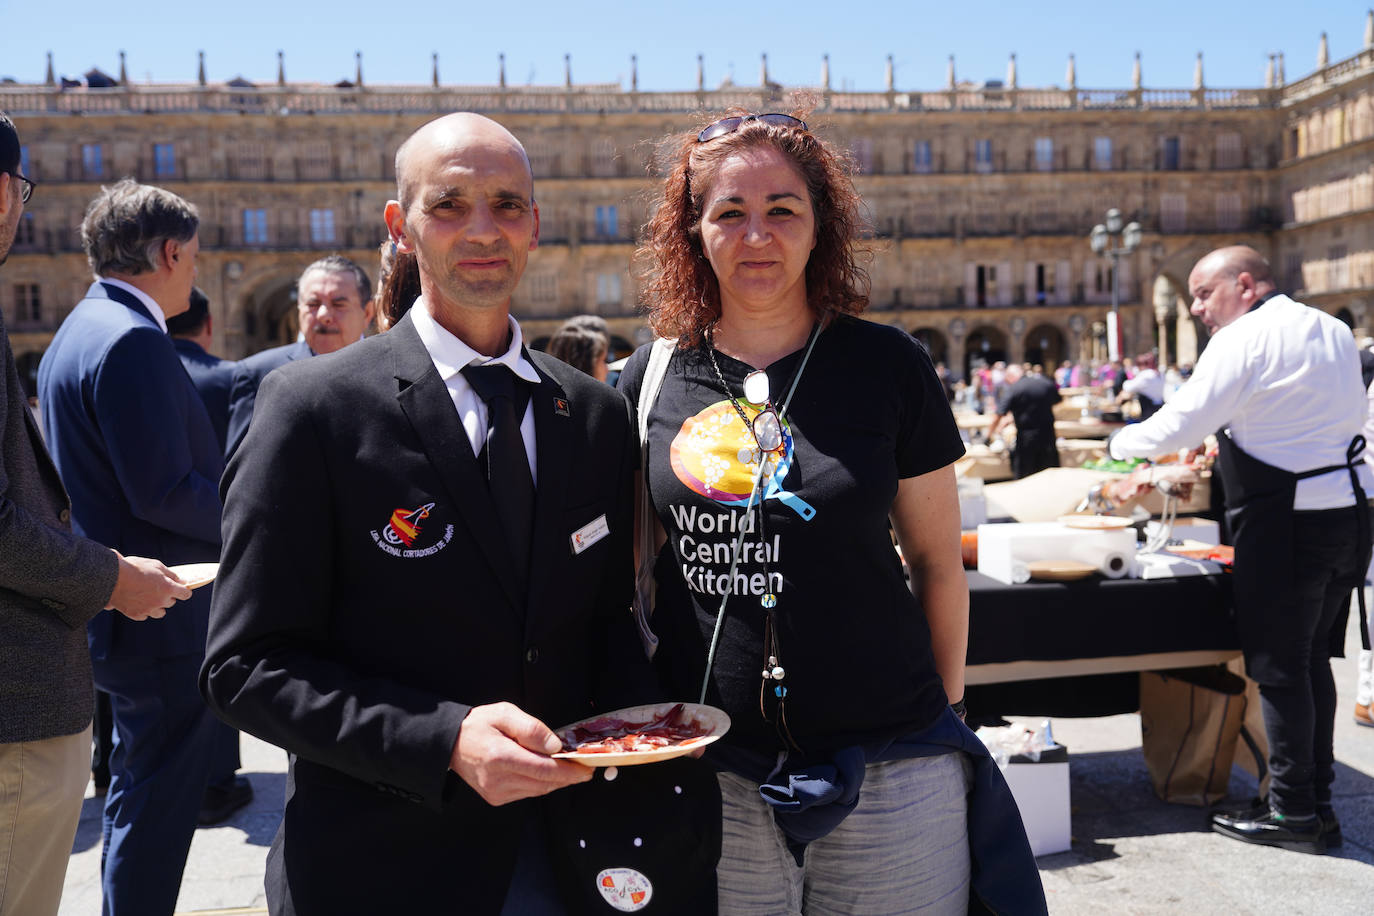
[224,255,375,456]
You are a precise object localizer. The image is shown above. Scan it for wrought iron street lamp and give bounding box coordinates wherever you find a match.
[1089,208,1142,362]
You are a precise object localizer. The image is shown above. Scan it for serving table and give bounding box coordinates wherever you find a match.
[963,568,1239,717]
[965,570,1238,684]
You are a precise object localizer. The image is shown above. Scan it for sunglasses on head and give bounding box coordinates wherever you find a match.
[697,113,808,144]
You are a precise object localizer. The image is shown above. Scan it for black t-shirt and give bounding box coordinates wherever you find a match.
[619,317,966,758]
[995,375,1059,440]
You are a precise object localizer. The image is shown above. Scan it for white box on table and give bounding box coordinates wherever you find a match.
[1002,744,1072,857]
[976,521,1137,584]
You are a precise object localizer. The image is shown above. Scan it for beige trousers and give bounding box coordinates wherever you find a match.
[0,726,92,916]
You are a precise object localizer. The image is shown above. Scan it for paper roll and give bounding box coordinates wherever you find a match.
[1010,563,1031,584]
[1096,552,1129,579]
[1061,540,1134,579]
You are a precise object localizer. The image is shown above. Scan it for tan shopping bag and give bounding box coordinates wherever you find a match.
[1139,667,1247,806]
[1226,656,1271,800]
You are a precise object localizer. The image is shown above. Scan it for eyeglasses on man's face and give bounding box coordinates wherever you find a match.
[7,172,34,204]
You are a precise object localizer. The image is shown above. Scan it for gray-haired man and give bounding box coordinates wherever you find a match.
[38,177,224,914]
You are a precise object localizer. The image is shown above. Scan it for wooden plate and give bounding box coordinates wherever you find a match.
[1026,560,1097,582]
[168,562,219,589]
[552,702,731,768]
[1057,514,1133,530]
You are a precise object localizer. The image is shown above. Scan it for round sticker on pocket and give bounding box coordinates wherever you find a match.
[595,867,652,912]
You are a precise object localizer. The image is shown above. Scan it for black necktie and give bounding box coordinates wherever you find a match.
[461,363,534,573]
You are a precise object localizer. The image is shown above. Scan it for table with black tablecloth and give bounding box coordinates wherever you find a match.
[963,570,1240,718]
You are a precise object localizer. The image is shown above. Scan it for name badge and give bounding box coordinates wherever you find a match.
[571,514,610,555]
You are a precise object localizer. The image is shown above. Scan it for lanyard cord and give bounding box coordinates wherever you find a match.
[698,321,824,705]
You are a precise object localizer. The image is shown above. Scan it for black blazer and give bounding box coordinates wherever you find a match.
[201,313,655,915]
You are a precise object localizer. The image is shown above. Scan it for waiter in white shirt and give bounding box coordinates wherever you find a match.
[1109,245,1371,856]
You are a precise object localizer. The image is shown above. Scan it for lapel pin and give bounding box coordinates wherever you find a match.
[553,397,570,417]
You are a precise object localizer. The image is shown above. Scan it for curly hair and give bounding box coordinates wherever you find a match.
[639,106,870,348]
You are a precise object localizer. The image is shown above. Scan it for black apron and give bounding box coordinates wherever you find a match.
[1215,431,1371,685]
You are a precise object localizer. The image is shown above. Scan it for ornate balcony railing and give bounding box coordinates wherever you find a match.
[0,58,1361,120]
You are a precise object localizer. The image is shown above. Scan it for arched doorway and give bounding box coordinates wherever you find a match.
[236,271,303,358]
[964,325,1008,381]
[1336,307,1356,329]
[1024,323,1065,370]
[911,327,949,366]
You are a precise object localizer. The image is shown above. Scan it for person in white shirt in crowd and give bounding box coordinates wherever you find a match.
[1117,352,1165,419]
[1109,245,1371,855]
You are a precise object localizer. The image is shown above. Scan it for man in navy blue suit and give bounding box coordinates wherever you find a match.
[223,255,374,457]
[38,178,223,916]
[166,286,252,825]
[168,287,234,451]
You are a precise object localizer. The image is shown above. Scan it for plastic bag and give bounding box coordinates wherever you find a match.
[974,719,1058,770]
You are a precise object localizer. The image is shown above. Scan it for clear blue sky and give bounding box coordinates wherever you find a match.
[3,1,1369,92]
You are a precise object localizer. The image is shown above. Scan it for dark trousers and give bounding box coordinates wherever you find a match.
[209,719,242,788]
[1258,505,1371,817]
[92,689,114,787]
[94,652,218,916]
[1010,433,1058,480]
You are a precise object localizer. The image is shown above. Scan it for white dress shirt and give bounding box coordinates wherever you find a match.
[1110,294,1373,510]
[1122,368,1165,405]
[409,298,540,483]
[95,277,168,333]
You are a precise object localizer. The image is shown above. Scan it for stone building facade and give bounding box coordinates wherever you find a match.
[2,20,1372,391]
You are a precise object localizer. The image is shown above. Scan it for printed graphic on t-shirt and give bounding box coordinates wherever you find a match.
[665,399,812,599]
[669,400,815,520]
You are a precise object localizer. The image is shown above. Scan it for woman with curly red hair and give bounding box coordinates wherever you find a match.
[619,110,1042,914]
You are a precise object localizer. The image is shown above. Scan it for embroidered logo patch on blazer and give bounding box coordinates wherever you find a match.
[370,501,455,558]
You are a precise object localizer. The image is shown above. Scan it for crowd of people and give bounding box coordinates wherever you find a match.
[0,97,1369,916]
[946,354,1194,420]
